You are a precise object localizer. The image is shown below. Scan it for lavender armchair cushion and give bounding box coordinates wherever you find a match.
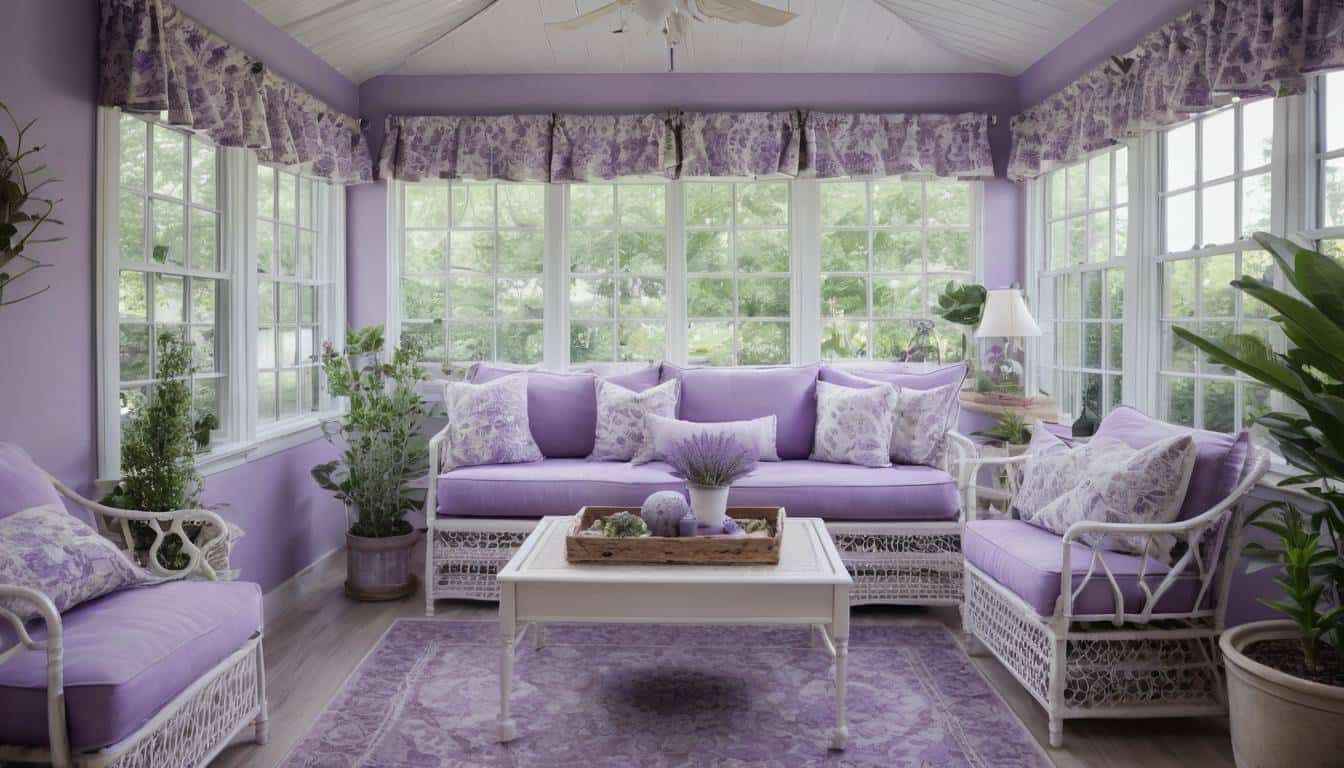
[964,520,1203,617]
[0,506,156,624]
[661,363,820,460]
[469,364,659,458]
[0,443,63,520]
[0,581,262,750]
[1094,406,1251,520]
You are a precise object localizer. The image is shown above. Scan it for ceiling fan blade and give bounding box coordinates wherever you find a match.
[692,0,797,27]
[545,1,624,31]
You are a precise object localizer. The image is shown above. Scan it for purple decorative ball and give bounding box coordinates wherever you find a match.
[640,491,690,537]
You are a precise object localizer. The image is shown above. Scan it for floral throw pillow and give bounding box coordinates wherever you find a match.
[811,381,900,468]
[444,375,543,470]
[1023,434,1198,561]
[1009,421,1091,520]
[590,378,680,462]
[889,382,961,468]
[0,505,157,623]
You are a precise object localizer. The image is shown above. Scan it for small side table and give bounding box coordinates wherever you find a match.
[958,392,1062,517]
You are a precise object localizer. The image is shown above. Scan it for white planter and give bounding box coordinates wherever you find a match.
[1221,620,1344,768]
[687,484,730,528]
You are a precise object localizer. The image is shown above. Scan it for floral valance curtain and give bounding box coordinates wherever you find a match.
[377,110,993,182]
[803,112,995,179]
[1009,0,1344,182]
[98,0,373,183]
[550,113,678,182]
[377,115,553,182]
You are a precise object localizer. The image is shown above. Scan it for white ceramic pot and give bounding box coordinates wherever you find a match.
[1221,620,1344,768]
[687,484,730,529]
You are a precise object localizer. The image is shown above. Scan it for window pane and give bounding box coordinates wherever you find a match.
[821,230,868,272]
[1165,376,1196,426]
[190,209,218,271]
[737,182,787,227]
[1201,108,1235,181]
[736,230,788,272]
[498,232,543,273]
[405,185,449,228]
[1087,210,1110,262]
[739,322,788,365]
[821,183,866,226]
[152,127,186,198]
[1066,163,1087,214]
[619,321,664,361]
[498,322,543,364]
[1165,191,1196,252]
[688,277,733,317]
[873,230,921,272]
[498,184,544,227]
[927,230,971,272]
[570,185,614,227]
[119,192,144,261]
[688,322,733,366]
[571,230,616,273]
[151,200,185,266]
[617,276,665,318]
[452,183,495,227]
[570,278,614,319]
[1325,157,1344,228]
[1049,171,1067,219]
[190,278,216,323]
[738,277,789,317]
[1327,72,1344,152]
[451,231,493,273]
[450,323,493,362]
[1242,98,1274,170]
[617,185,664,228]
[1166,123,1196,191]
[119,115,147,191]
[1088,154,1110,209]
[618,231,666,273]
[822,276,867,317]
[278,172,297,224]
[688,231,731,272]
[119,270,148,320]
[1242,172,1271,238]
[1201,181,1236,245]
[873,276,922,316]
[1067,217,1086,266]
[873,180,921,226]
[821,320,867,359]
[154,274,185,324]
[1165,260,1196,317]
[686,184,732,227]
[119,324,151,381]
[1114,147,1128,204]
[1202,253,1236,317]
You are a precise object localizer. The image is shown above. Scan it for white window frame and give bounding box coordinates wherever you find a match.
[385,176,984,385]
[1307,71,1344,252]
[96,107,346,480]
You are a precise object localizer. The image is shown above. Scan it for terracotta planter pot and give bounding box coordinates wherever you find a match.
[1221,620,1344,768]
[345,528,420,601]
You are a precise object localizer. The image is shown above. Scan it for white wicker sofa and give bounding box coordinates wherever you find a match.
[0,444,265,768]
[424,361,977,614]
[958,407,1270,747]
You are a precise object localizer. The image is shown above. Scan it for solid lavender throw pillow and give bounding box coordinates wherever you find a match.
[632,413,779,465]
[443,375,543,470]
[590,378,680,462]
[810,381,900,468]
[1023,435,1198,562]
[0,443,63,520]
[0,505,156,623]
[469,364,660,458]
[1094,406,1250,520]
[661,363,819,460]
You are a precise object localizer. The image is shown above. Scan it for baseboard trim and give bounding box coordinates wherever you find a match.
[263,546,343,627]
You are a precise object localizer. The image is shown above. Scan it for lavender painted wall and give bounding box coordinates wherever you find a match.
[1017,0,1204,108]
[349,72,1025,326]
[0,0,351,592]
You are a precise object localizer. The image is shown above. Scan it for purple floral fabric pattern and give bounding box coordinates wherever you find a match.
[1009,0,1344,181]
[589,378,680,462]
[280,620,1051,768]
[0,505,156,623]
[804,112,995,179]
[550,113,677,181]
[443,376,542,471]
[1010,423,1090,520]
[811,381,899,468]
[890,382,961,468]
[679,111,802,178]
[377,115,553,182]
[97,0,372,183]
[1024,435,1198,562]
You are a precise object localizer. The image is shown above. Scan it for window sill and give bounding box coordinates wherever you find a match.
[193,416,335,477]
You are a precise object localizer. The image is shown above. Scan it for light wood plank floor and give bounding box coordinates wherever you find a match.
[214,545,1235,768]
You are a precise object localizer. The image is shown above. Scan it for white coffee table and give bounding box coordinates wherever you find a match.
[495,515,854,749]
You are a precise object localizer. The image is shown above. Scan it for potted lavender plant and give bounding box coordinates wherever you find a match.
[665,433,757,528]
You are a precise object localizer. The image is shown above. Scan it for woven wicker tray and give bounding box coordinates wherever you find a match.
[565,506,785,565]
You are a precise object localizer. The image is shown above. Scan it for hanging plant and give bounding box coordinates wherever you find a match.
[0,100,63,308]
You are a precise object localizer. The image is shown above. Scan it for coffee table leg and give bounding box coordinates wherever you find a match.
[831,588,850,751]
[498,583,518,743]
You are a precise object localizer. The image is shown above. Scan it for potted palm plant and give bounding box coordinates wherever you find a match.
[1173,233,1343,767]
[312,325,427,601]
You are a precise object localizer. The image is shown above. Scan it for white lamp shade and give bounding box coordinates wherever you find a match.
[976,288,1041,338]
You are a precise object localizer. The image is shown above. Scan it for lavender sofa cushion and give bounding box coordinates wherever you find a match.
[437,458,959,522]
[963,520,1203,617]
[661,364,820,460]
[469,364,659,458]
[819,362,968,391]
[1093,406,1250,520]
[0,580,261,750]
[0,443,62,519]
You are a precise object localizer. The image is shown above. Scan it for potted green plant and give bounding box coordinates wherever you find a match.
[972,413,1032,455]
[1173,233,1343,767]
[1,100,63,308]
[312,325,428,601]
[101,332,208,570]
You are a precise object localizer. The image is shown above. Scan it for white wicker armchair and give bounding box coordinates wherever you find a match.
[959,444,1271,747]
[0,472,265,768]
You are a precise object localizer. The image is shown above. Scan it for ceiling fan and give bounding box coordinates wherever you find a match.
[546,0,798,70]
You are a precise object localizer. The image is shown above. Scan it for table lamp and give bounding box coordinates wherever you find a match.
[974,288,1040,404]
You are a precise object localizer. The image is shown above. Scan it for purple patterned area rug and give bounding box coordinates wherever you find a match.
[281,620,1051,768]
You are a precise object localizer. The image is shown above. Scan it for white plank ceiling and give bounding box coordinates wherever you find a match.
[246,0,1116,83]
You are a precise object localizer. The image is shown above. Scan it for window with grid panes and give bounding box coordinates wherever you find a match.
[685,181,791,365]
[256,167,328,422]
[1317,71,1344,261]
[568,183,668,363]
[1158,98,1277,432]
[400,181,547,366]
[1039,146,1129,420]
[818,179,974,361]
[115,114,227,440]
